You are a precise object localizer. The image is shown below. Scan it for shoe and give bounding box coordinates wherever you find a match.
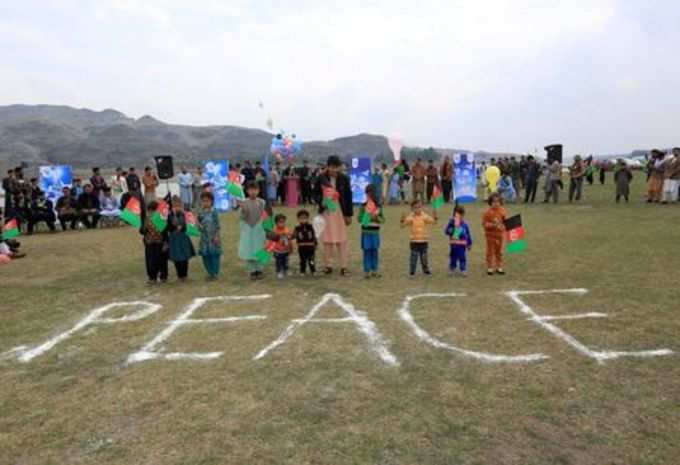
[496,269,506,275]
[460,271,468,277]
[146,280,157,286]
[250,272,258,281]
[364,272,371,279]
[323,267,333,275]
[487,269,494,276]
[160,279,168,284]
[340,268,350,276]
[409,273,415,278]
[424,271,432,276]
[277,272,284,279]
[371,272,382,278]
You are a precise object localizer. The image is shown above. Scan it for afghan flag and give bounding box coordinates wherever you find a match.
[226,171,245,199]
[185,211,200,237]
[322,187,339,213]
[504,214,527,254]
[226,181,245,199]
[253,240,276,265]
[432,185,444,209]
[360,199,378,226]
[261,210,274,232]
[1,219,20,240]
[151,200,169,232]
[120,197,142,228]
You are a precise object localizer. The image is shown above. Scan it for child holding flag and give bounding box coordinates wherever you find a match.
[272,213,292,279]
[482,193,507,276]
[445,205,472,277]
[197,192,222,280]
[293,210,317,276]
[359,185,384,279]
[140,201,169,284]
[238,181,267,280]
[400,199,437,277]
[167,195,196,282]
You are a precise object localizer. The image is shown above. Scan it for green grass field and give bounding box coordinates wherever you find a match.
[2,178,679,465]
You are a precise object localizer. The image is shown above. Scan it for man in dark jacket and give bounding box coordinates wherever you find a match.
[126,167,142,194]
[523,156,541,203]
[56,186,79,230]
[28,192,56,234]
[78,184,101,229]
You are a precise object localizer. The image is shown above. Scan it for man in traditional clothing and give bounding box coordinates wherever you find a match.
[411,158,426,202]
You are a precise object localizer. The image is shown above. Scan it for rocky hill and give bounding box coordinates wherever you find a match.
[0,104,525,171]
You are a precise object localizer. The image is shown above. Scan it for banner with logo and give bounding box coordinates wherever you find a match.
[202,160,230,212]
[350,157,371,204]
[453,152,477,204]
[39,165,73,204]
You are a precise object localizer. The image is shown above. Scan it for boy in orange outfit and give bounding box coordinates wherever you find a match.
[482,193,507,275]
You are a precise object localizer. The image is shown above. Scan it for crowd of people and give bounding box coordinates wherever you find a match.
[2,148,679,272]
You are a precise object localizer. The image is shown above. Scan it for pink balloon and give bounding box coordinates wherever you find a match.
[388,135,403,161]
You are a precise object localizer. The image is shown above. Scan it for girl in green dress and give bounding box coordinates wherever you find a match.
[238,181,268,280]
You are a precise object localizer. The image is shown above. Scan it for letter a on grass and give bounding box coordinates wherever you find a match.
[255,293,399,367]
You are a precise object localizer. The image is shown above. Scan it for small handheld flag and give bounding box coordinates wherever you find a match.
[504,214,527,254]
[253,240,276,265]
[151,200,169,232]
[1,219,20,240]
[120,197,142,228]
[226,181,245,199]
[185,212,200,237]
[261,210,274,232]
[322,187,339,213]
[432,185,444,209]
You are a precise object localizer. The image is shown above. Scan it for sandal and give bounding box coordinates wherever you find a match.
[340,268,350,277]
[323,267,333,275]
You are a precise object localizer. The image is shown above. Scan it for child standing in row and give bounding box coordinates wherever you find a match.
[293,210,317,275]
[238,181,268,280]
[401,199,437,277]
[197,192,222,280]
[359,185,384,279]
[482,193,507,276]
[272,213,292,279]
[445,205,472,277]
[168,195,196,281]
[141,201,169,284]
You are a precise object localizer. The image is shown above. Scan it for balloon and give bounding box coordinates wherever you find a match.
[485,165,501,192]
[387,135,403,161]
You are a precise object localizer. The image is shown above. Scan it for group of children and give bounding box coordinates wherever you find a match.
[140,179,511,284]
[398,192,507,277]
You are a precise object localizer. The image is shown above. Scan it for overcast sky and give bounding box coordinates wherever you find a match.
[1,0,678,154]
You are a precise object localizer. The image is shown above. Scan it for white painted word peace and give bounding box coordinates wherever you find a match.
[3,289,674,366]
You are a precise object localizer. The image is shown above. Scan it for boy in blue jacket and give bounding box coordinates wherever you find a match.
[445,205,472,276]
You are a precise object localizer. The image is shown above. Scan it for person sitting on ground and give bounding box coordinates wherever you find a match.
[77,184,101,229]
[56,186,79,231]
[99,187,121,227]
[497,170,517,203]
[28,192,56,234]
[0,210,26,263]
